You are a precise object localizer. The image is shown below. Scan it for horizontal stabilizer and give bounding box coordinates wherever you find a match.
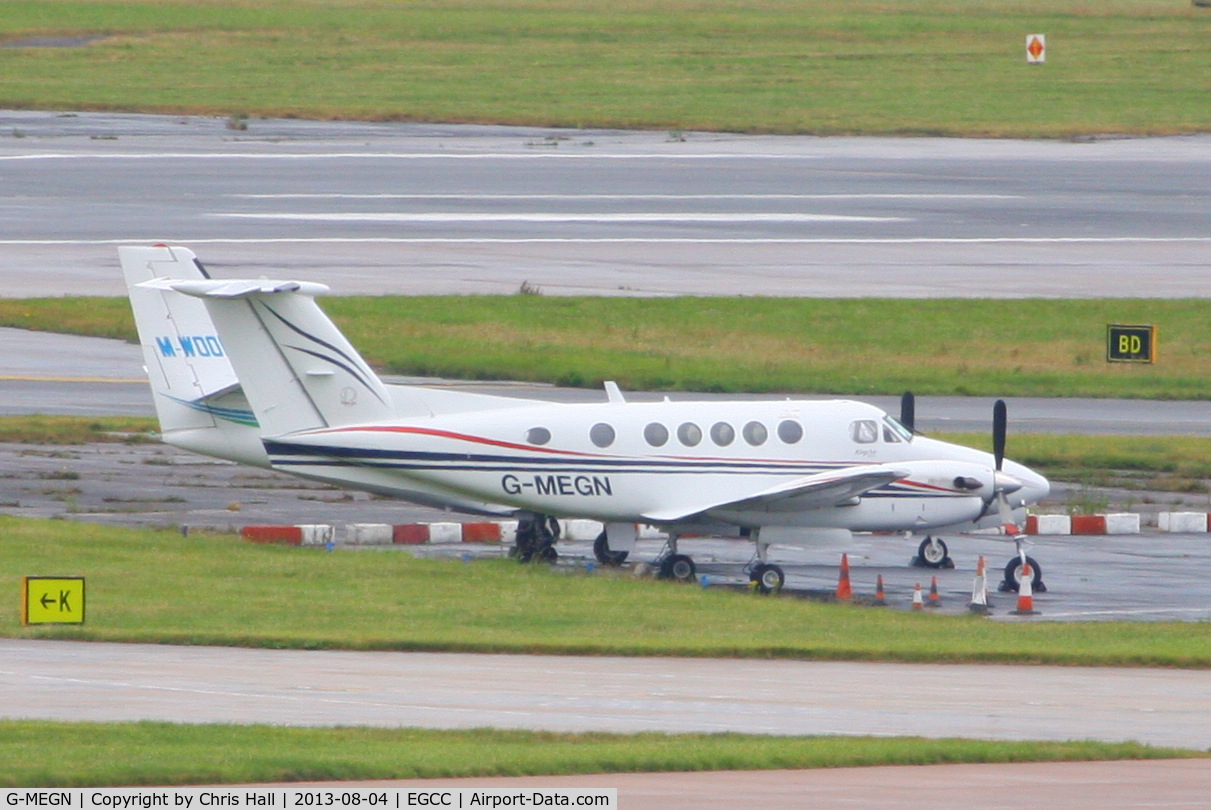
[169,279,331,299]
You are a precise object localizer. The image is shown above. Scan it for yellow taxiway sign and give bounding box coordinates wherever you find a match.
[22,577,85,625]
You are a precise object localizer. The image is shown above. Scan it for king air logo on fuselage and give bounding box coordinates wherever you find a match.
[155,335,225,359]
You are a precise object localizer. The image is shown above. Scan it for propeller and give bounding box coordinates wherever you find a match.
[992,398,1007,472]
[989,399,1026,536]
[899,391,916,433]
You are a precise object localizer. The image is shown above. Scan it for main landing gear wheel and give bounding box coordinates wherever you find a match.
[593,531,629,567]
[658,554,696,582]
[1000,555,1046,593]
[750,563,785,595]
[914,536,953,569]
[512,515,560,563]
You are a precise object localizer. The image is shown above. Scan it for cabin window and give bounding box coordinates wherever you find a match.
[526,427,551,445]
[777,419,803,444]
[850,420,878,444]
[742,421,768,446]
[710,422,735,446]
[677,422,702,446]
[589,422,616,448]
[644,422,669,447]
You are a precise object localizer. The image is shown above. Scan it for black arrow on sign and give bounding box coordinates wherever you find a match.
[38,591,71,611]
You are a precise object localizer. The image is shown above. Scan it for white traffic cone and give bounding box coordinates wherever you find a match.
[968,556,992,614]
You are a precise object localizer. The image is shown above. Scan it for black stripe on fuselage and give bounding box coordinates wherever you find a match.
[261,441,968,498]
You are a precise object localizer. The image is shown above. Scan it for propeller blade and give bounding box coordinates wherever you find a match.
[993,470,1024,496]
[995,490,1023,537]
[900,391,916,433]
[992,399,1007,471]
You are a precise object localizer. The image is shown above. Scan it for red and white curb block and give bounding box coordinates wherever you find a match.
[242,511,1211,546]
[1157,512,1211,533]
[1026,514,1142,535]
[1028,512,1211,535]
[240,519,663,547]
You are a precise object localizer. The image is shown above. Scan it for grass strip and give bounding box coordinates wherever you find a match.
[4,517,1211,667]
[0,415,157,444]
[0,722,1200,787]
[4,296,1211,398]
[0,1,1208,137]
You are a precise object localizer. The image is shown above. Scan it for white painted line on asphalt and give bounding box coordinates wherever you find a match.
[0,152,834,161]
[5,237,1211,245]
[229,193,1022,201]
[208,212,909,224]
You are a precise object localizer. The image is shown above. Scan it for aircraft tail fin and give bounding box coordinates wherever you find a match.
[120,245,254,432]
[170,278,399,436]
[121,245,271,466]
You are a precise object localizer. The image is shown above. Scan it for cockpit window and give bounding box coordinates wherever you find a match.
[850,420,878,444]
[882,416,913,443]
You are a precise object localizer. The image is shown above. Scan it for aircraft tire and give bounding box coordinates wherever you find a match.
[1001,555,1046,593]
[750,563,784,595]
[593,532,629,566]
[660,554,696,582]
[916,537,951,568]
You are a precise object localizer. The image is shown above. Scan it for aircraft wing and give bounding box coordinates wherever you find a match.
[641,464,908,523]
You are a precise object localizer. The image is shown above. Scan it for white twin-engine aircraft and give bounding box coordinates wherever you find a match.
[121,245,1049,593]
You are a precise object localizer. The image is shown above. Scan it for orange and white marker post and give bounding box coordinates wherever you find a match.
[969,556,992,614]
[1026,34,1046,65]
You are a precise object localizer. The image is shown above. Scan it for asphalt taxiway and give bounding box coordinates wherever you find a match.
[2,112,1209,299]
[5,639,1209,748]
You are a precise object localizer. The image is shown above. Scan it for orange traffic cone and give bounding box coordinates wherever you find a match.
[836,553,853,602]
[1010,562,1040,616]
[911,582,924,610]
[927,575,942,608]
[872,574,888,606]
[968,556,992,614]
